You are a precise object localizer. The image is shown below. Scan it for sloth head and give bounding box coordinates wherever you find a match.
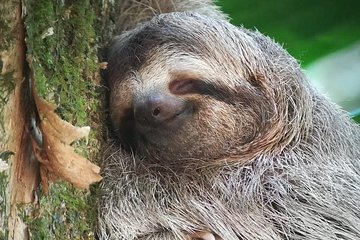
[107,13,311,164]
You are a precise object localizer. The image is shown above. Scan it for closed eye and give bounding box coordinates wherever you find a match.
[169,78,233,105]
[169,79,218,96]
[169,79,196,95]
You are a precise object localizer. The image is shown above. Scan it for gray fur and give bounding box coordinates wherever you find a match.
[114,0,227,33]
[98,1,360,239]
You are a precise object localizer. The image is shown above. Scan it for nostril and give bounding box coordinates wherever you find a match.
[134,93,190,128]
[152,107,161,116]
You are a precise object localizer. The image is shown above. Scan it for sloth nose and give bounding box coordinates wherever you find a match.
[134,94,182,127]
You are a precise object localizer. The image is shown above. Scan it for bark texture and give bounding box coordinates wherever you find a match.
[0,0,115,239]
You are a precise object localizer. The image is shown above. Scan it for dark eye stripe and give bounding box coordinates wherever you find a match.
[169,79,230,102]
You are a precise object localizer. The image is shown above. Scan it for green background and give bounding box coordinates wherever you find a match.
[218,0,360,122]
[218,0,360,66]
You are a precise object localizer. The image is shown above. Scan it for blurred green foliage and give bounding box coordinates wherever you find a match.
[353,114,360,123]
[218,0,360,123]
[218,0,360,67]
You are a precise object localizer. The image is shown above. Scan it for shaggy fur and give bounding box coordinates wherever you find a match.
[98,1,360,239]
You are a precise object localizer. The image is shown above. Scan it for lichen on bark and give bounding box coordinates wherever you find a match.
[1,0,116,239]
[20,0,105,238]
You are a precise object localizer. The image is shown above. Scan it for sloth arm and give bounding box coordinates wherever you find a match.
[100,147,223,240]
[137,231,189,240]
[137,231,219,240]
[100,146,285,240]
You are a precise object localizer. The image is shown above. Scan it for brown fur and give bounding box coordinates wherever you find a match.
[98,1,360,239]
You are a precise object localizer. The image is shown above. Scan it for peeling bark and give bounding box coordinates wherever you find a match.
[0,1,32,239]
[33,91,102,193]
[1,0,115,239]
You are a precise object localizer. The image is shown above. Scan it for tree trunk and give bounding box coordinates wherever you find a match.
[0,0,115,239]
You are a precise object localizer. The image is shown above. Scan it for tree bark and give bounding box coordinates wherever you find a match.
[0,0,115,239]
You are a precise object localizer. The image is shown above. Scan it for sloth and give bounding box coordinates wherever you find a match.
[97,1,360,239]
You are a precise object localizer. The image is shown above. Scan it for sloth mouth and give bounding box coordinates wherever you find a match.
[136,107,188,131]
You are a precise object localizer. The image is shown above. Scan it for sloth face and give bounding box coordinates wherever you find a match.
[107,13,300,163]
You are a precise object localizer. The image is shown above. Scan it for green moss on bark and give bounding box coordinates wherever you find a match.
[0,2,17,132]
[23,183,99,240]
[25,0,99,125]
[0,172,9,239]
[21,0,108,238]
